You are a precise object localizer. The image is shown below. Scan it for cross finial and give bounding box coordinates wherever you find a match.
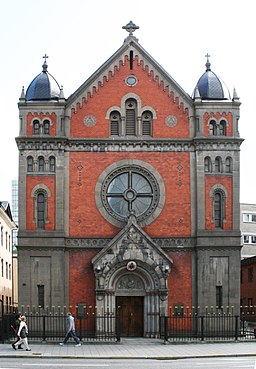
[43,54,49,63]
[122,21,139,36]
[205,53,211,71]
[42,54,49,72]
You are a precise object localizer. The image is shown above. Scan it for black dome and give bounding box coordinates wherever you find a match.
[26,60,60,101]
[193,56,230,100]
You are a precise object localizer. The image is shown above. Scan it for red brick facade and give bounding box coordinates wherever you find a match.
[17,24,242,336]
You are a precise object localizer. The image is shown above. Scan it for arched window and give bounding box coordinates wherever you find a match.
[33,120,40,135]
[142,111,152,136]
[204,157,212,173]
[27,156,34,172]
[225,157,232,173]
[125,99,137,136]
[49,156,56,172]
[215,157,222,173]
[37,193,45,229]
[43,120,50,135]
[214,191,224,228]
[219,120,226,136]
[38,156,45,172]
[209,120,217,136]
[110,111,121,136]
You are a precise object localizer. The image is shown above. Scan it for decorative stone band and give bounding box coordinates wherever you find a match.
[65,237,195,249]
[16,137,243,152]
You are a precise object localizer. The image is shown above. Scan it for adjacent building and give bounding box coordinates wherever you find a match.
[240,203,256,258]
[0,201,16,311]
[16,22,242,336]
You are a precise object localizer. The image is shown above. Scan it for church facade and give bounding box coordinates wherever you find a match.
[16,22,242,336]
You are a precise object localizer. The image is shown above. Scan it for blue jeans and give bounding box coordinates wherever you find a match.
[63,329,80,344]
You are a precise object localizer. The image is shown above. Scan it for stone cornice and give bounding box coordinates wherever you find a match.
[15,136,243,152]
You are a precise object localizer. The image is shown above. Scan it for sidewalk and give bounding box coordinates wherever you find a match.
[1,339,256,360]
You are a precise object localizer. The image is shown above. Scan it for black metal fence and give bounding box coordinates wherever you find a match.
[0,306,120,343]
[160,306,256,342]
[2,305,256,343]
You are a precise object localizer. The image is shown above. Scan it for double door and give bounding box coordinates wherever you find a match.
[116,296,144,337]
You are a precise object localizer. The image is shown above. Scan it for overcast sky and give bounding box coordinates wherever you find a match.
[0,0,255,208]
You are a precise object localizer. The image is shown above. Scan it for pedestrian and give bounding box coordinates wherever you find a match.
[11,313,23,349]
[59,312,81,346]
[12,315,31,351]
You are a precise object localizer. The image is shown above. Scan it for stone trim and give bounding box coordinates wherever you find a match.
[16,137,243,153]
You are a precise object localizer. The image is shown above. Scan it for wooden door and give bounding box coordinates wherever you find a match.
[116,296,144,337]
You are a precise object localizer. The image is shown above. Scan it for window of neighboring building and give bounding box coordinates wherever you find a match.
[38,157,45,172]
[248,298,253,307]
[204,157,212,173]
[209,120,217,136]
[9,264,11,280]
[244,235,250,244]
[5,232,7,249]
[43,120,50,135]
[248,267,253,282]
[243,213,256,223]
[243,235,256,244]
[33,120,40,135]
[243,214,250,222]
[5,262,8,279]
[49,156,56,173]
[1,259,3,277]
[0,227,3,246]
[27,156,34,172]
[142,111,152,136]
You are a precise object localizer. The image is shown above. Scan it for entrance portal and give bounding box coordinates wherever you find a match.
[116,296,144,337]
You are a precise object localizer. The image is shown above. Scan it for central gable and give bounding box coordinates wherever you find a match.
[67,36,193,115]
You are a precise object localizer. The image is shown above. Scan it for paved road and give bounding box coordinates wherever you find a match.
[0,357,256,369]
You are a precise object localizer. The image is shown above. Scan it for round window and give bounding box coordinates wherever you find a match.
[126,76,137,86]
[101,165,159,223]
[96,160,166,228]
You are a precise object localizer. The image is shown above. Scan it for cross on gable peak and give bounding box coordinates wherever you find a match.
[122,21,139,36]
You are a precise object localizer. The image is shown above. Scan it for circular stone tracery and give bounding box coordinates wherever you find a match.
[96,160,166,228]
[102,165,159,221]
[102,165,158,223]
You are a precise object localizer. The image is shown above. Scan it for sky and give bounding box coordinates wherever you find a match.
[0,0,255,208]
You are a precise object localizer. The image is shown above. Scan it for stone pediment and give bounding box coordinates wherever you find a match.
[92,213,173,279]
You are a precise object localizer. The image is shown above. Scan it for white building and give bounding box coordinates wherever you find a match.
[241,203,256,258]
[0,201,17,310]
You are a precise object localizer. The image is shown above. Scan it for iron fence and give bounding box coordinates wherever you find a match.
[160,306,256,342]
[0,306,120,343]
[2,305,256,343]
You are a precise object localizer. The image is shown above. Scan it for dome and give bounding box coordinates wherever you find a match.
[25,59,61,101]
[192,55,230,100]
